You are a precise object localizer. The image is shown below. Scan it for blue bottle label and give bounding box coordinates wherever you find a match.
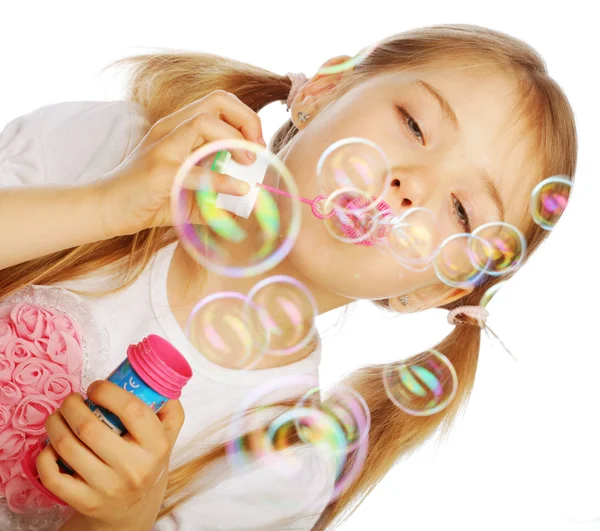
[85,359,168,436]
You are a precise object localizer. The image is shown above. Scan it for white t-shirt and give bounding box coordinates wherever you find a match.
[0,101,336,530]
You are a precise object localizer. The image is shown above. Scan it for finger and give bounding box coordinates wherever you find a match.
[37,432,102,512]
[182,166,251,195]
[58,392,131,471]
[45,409,115,490]
[155,399,185,448]
[86,380,164,451]
[152,90,265,145]
[163,112,257,165]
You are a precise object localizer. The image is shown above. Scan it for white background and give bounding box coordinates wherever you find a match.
[1,1,598,529]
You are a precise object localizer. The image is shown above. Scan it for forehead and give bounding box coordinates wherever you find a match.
[380,63,539,230]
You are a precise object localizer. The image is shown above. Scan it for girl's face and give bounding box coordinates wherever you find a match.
[278,63,537,305]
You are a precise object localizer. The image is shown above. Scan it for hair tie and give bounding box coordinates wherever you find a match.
[285,72,308,111]
[447,306,489,328]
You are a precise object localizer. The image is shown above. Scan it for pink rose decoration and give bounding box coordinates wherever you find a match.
[0,459,20,498]
[0,404,13,434]
[0,293,91,515]
[9,302,53,341]
[43,373,80,401]
[0,381,23,406]
[0,318,14,353]
[5,474,42,514]
[0,428,26,460]
[3,338,40,363]
[0,357,14,382]
[12,358,65,395]
[47,330,83,374]
[47,313,81,344]
[12,395,59,435]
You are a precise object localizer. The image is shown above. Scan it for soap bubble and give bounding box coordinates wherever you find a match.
[530,175,572,230]
[185,292,269,370]
[321,188,389,244]
[296,384,370,502]
[171,139,301,278]
[246,275,318,356]
[226,376,369,504]
[316,138,392,215]
[434,233,493,288]
[470,222,526,277]
[297,384,370,454]
[227,375,328,478]
[383,350,458,416]
[479,281,509,308]
[317,43,379,75]
[384,207,442,271]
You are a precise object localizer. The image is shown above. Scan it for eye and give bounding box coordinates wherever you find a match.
[397,106,425,145]
[452,194,471,232]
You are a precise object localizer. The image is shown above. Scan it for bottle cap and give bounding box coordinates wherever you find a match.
[127,335,193,399]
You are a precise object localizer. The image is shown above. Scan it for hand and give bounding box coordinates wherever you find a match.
[38,380,185,531]
[96,90,267,237]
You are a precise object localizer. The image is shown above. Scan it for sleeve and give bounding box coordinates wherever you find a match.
[154,444,337,531]
[0,100,150,188]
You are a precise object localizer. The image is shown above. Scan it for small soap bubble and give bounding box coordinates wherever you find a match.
[316,138,392,215]
[171,139,302,278]
[479,281,509,308]
[470,222,526,276]
[185,292,269,370]
[317,43,379,75]
[246,275,318,356]
[530,175,572,230]
[384,207,442,271]
[434,233,493,288]
[383,350,458,416]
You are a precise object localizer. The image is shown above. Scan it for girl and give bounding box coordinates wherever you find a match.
[0,23,576,531]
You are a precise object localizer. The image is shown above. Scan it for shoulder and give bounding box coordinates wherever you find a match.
[0,100,150,187]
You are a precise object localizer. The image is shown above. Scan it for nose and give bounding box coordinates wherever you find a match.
[388,173,428,211]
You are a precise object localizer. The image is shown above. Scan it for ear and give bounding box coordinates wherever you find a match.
[388,283,473,313]
[290,55,353,127]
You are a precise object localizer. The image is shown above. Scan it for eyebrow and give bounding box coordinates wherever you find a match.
[481,171,505,222]
[415,80,460,131]
[415,79,505,222]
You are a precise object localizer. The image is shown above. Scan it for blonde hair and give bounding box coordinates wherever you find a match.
[0,24,577,530]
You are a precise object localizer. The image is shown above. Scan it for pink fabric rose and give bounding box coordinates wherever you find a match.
[0,356,15,382]
[47,330,83,374]
[0,428,26,460]
[0,404,13,434]
[0,318,15,353]
[43,373,80,401]
[12,395,59,435]
[47,313,81,344]
[12,358,65,395]
[5,473,41,514]
[0,381,23,406]
[3,337,40,363]
[0,459,20,498]
[9,302,53,341]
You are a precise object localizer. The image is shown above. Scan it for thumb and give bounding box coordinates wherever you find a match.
[156,399,185,448]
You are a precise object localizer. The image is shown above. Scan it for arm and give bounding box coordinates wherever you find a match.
[0,182,112,270]
[0,100,150,271]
